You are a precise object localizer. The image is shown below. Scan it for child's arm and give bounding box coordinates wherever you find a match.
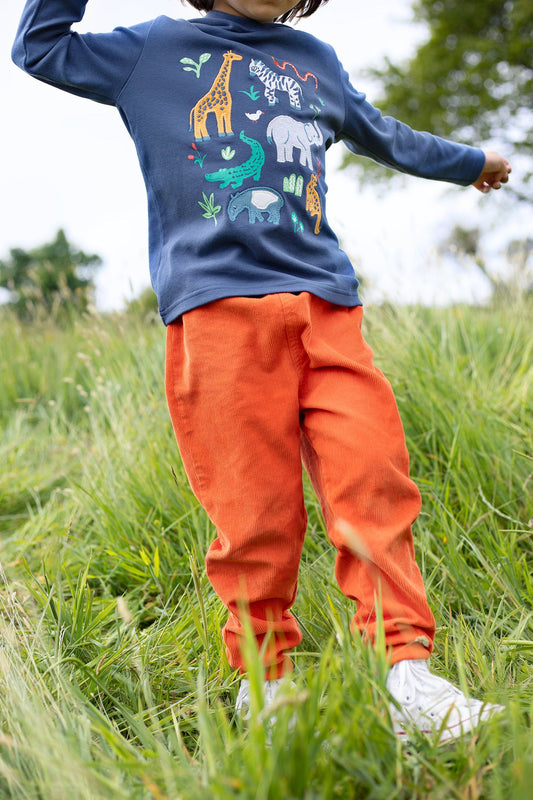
[471,151,512,193]
[336,63,511,190]
[12,0,152,105]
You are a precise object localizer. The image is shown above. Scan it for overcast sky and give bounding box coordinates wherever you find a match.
[2,0,529,309]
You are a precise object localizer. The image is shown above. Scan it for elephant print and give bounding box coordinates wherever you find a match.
[266,115,323,170]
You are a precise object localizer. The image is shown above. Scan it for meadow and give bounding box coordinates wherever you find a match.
[0,297,532,799]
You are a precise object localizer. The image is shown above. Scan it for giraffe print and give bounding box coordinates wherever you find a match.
[189,50,243,141]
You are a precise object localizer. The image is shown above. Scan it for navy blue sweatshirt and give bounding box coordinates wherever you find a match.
[12,2,486,324]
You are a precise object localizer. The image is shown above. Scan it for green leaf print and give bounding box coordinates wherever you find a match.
[180,53,211,79]
[239,85,261,101]
[198,193,222,226]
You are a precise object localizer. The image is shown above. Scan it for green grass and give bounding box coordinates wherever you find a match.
[0,299,532,799]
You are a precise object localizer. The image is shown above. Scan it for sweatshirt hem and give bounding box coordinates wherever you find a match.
[160,284,362,325]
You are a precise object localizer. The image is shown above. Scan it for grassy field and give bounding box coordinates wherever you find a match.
[0,298,532,799]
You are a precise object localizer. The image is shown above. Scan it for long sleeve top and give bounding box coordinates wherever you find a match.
[12,2,486,324]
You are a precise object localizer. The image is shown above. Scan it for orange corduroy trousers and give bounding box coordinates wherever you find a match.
[165,292,435,677]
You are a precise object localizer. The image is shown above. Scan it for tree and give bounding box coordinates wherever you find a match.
[440,224,533,299]
[342,0,533,200]
[0,229,102,321]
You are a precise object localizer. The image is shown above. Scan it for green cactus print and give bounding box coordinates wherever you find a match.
[283,174,304,197]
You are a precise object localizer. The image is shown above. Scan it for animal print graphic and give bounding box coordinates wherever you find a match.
[189,50,242,141]
[205,130,265,189]
[305,173,322,235]
[271,58,319,90]
[267,115,323,170]
[184,45,330,235]
[228,188,284,224]
[249,59,302,109]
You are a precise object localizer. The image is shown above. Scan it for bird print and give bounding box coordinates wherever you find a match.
[245,110,265,122]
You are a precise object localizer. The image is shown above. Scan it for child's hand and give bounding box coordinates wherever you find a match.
[472,150,512,193]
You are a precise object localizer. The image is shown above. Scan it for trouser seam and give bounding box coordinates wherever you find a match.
[278,293,306,382]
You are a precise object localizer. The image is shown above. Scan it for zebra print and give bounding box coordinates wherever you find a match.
[249,59,302,109]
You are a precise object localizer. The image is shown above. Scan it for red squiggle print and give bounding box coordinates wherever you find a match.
[272,58,319,90]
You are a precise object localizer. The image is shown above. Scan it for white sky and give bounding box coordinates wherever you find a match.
[2,0,529,310]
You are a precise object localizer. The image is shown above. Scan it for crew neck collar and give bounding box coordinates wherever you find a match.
[202,10,282,29]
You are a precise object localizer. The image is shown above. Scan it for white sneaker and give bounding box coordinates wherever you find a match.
[386,659,504,744]
[235,677,296,725]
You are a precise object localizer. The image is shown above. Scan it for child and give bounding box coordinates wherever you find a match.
[13,0,511,742]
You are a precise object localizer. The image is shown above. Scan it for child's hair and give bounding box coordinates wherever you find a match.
[183,1,330,23]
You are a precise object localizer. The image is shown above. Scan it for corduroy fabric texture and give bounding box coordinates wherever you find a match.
[165,292,435,677]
